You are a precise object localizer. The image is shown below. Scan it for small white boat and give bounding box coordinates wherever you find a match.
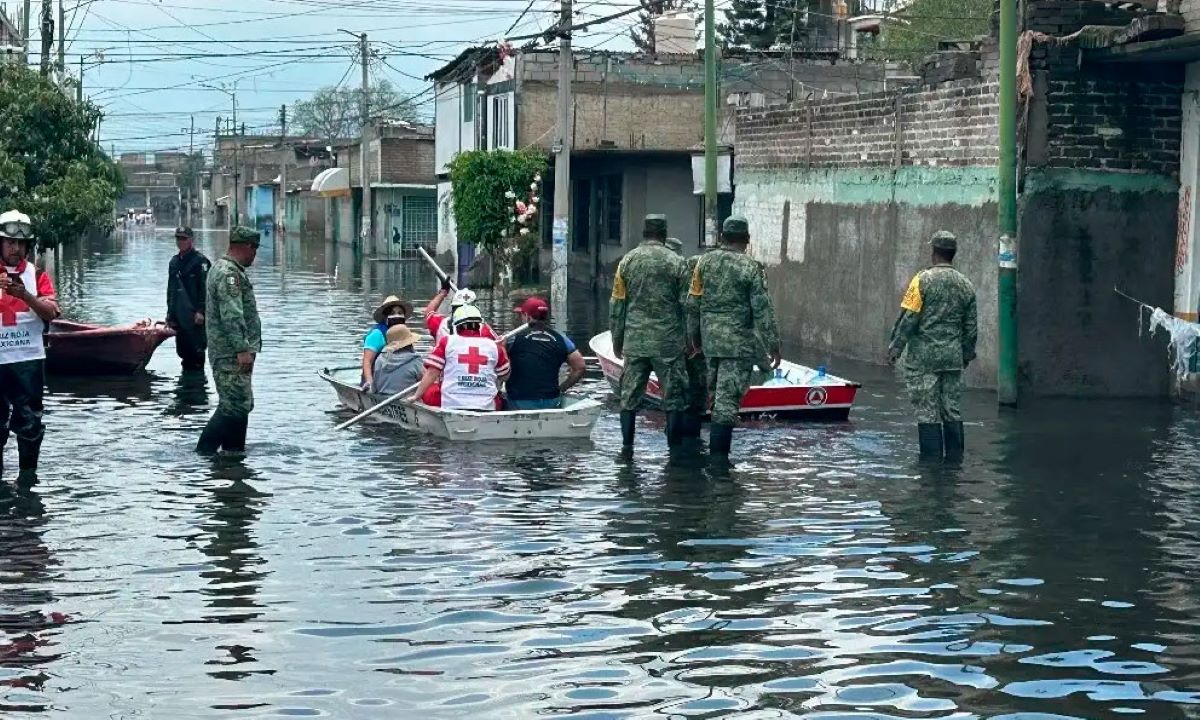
[319,366,603,440]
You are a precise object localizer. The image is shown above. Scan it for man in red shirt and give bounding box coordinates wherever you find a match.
[421,280,497,342]
[0,211,60,482]
[413,305,510,410]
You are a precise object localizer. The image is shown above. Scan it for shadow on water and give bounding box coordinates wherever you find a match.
[9,225,1200,718]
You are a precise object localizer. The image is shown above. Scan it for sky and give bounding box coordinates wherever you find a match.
[36,0,656,155]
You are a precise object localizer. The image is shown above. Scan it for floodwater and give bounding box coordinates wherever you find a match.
[2,226,1199,719]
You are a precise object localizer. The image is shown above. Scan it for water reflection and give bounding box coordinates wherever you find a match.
[8,225,1200,718]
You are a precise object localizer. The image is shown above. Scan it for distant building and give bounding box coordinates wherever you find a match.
[0,7,21,54]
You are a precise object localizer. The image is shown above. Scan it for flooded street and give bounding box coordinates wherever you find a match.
[4,226,1200,718]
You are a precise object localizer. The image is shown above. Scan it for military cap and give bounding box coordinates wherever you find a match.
[229,225,261,247]
[174,226,194,239]
[643,214,668,238]
[930,230,957,252]
[665,237,683,253]
[722,215,750,238]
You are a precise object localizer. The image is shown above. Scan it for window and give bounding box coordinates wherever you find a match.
[489,94,511,150]
[603,174,623,245]
[462,82,475,122]
[402,195,437,251]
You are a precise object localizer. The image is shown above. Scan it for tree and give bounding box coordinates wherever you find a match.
[446,149,547,275]
[719,0,816,51]
[865,0,992,66]
[292,79,421,141]
[0,64,122,248]
[631,0,691,54]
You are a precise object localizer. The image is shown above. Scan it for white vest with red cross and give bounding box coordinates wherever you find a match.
[0,262,45,365]
[441,334,500,410]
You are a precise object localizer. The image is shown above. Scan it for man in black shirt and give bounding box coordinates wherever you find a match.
[505,297,586,410]
[166,227,211,371]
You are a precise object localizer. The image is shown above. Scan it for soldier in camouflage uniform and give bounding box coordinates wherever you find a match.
[687,216,781,459]
[887,230,978,461]
[666,237,709,440]
[196,226,263,454]
[610,215,689,449]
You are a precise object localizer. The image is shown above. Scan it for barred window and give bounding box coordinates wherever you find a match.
[402,195,437,250]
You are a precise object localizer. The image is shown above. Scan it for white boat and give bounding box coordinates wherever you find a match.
[319,366,604,440]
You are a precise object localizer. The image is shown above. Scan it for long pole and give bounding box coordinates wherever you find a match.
[56,0,64,71]
[232,93,240,226]
[997,0,1018,406]
[279,104,288,236]
[39,0,51,76]
[551,0,572,331]
[359,32,372,253]
[187,114,195,226]
[76,54,82,102]
[21,0,30,64]
[703,0,718,246]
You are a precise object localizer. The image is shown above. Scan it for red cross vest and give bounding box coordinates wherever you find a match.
[0,262,46,365]
[441,334,500,410]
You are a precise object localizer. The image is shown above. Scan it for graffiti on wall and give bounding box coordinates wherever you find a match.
[1176,185,1191,276]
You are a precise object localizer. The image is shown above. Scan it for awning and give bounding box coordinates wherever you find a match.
[311,167,351,198]
[215,195,229,207]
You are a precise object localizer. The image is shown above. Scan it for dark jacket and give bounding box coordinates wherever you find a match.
[167,249,211,325]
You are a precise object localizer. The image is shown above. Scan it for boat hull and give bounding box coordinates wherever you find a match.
[320,367,603,440]
[589,331,860,420]
[45,320,175,375]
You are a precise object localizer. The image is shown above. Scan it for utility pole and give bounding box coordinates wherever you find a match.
[358,32,372,253]
[232,97,240,227]
[21,0,31,64]
[57,0,64,71]
[76,55,82,102]
[997,0,1018,406]
[550,0,572,330]
[39,0,52,76]
[278,104,288,237]
[187,114,195,226]
[702,0,718,246]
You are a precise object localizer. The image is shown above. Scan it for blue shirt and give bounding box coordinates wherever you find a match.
[363,322,388,353]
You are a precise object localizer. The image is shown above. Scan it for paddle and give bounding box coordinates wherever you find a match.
[418,246,458,293]
[335,322,531,431]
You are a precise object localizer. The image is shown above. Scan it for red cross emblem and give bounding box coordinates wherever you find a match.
[0,295,24,327]
[457,346,489,374]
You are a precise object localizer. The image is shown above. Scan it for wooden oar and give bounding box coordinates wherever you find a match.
[336,322,531,431]
[418,246,458,292]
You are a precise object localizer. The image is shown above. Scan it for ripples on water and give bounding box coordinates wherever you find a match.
[1,227,1199,718]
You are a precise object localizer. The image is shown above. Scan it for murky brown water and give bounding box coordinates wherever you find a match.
[3,226,1199,718]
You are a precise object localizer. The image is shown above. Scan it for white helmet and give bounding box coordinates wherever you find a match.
[451,304,484,328]
[0,210,34,243]
[451,288,477,308]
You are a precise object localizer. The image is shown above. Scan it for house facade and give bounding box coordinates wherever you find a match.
[430,45,885,287]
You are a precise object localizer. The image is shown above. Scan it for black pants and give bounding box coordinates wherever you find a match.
[0,360,45,448]
[174,325,207,371]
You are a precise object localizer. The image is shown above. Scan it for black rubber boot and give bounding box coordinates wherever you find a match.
[943,421,964,461]
[224,416,249,453]
[709,423,734,458]
[918,423,944,460]
[665,412,686,449]
[16,435,41,483]
[683,411,703,439]
[196,412,233,455]
[619,411,636,448]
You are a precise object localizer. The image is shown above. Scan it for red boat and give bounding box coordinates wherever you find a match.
[45,320,176,375]
[590,331,861,420]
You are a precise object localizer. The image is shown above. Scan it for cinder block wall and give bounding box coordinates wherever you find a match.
[736,80,1001,388]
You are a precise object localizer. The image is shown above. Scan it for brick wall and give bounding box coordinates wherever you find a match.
[1025,0,1142,35]
[379,137,435,185]
[1184,0,1200,31]
[519,83,706,151]
[737,79,1000,171]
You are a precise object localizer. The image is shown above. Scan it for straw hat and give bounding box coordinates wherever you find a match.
[373,294,413,323]
[383,324,418,352]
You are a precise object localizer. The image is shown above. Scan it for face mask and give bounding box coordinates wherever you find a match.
[386,316,406,327]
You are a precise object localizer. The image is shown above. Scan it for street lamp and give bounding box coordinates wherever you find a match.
[197,78,240,227]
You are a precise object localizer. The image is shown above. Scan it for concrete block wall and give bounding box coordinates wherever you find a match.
[735,79,1002,388]
[518,83,706,151]
[379,138,436,185]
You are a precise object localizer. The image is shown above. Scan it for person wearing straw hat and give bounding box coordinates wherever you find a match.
[371,323,424,395]
[362,294,413,391]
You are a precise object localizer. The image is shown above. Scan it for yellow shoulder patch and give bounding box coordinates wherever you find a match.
[611,266,627,301]
[688,262,704,297]
[900,273,923,313]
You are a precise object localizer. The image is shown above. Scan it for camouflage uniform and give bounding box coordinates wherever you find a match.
[888,231,977,458]
[687,217,781,438]
[610,216,688,446]
[666,241,709,422]
[198,227,262,453]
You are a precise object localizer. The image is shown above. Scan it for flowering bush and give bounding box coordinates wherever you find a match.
[447,149,546,272]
